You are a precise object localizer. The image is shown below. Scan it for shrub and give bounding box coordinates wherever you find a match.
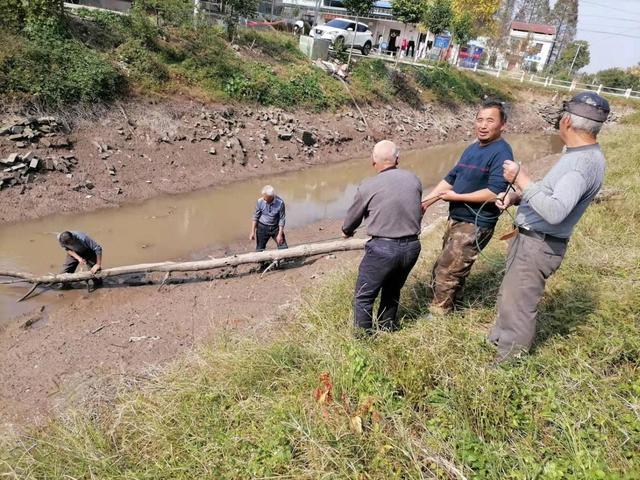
[413,63,508,103]
[116,38,170,86]
[1,36,123,106]
[237,30,304,62]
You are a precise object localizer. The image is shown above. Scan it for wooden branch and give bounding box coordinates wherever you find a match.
[0,220,444,287]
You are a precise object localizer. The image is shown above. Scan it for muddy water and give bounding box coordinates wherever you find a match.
[0,134,563,321]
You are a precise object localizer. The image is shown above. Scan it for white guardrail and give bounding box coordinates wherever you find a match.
[459,64,640,100]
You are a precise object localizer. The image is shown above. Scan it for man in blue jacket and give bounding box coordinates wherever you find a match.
[422,101,513,314]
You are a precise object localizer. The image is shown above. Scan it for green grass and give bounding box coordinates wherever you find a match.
[2,125,639,478]
[0,9,510,111]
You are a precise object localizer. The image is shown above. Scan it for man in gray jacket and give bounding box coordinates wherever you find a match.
[342,140,423,334]
[488,92,610,361]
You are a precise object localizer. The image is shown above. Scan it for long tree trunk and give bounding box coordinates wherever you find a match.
[2,221,445,287]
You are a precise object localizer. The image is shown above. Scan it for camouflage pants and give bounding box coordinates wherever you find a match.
[430,219,494,312]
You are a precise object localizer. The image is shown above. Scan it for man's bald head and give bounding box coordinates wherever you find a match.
[372,140,399,169]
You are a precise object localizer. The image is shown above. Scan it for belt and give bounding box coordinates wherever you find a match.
[518,226,568,244]
[371,235,419,243]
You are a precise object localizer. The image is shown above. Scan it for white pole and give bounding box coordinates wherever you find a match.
[597,84,603,94]
[347,15,358,67]
[568,44,582,76]
[520,71,525,82]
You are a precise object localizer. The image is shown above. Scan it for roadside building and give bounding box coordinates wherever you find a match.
[500,21,556,72]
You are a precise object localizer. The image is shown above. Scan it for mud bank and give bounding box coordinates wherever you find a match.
[0,93,554,224]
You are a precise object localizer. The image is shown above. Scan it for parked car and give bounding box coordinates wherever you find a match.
[312,18,373,55]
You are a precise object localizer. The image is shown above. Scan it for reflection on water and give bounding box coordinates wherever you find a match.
[0,134,562,320]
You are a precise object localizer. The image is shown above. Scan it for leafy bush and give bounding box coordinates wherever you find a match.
[116,38,170,85]
[1,36,123,106]
[237,30,304,62]
[414,62,508,103]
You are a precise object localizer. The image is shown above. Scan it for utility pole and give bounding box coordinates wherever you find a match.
[313,0,321,26]
[568,42,582,76]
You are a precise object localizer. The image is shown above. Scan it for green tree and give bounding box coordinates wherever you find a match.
[451,11,473,64]
[594,68,640,90]
[548,0,578,66]
[342,0,374,65]
[550,40,589,78]
[223,0,259,42]
[422,0,453,36]
[392,0,427,60]
[392,0,426,25]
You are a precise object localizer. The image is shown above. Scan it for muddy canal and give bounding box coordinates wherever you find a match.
[0,134,563,321]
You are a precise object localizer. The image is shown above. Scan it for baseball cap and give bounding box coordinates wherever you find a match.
[564,91,610,123]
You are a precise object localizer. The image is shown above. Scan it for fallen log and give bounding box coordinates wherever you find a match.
[0,220,444,289]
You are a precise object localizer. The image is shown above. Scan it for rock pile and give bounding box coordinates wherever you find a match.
[0,116,70,149]
[1,151,77,190]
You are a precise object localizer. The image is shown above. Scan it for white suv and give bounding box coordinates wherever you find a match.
[313,18,373,55]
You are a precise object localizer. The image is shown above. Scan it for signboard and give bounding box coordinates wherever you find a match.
[434,35,451,49]
[458,45,484,68]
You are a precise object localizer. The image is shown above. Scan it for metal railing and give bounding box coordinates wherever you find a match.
[460,64,640,100]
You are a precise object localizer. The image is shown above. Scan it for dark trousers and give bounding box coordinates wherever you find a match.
[256,222,288,251]
[354,237,421,333]
[61,249,97,273]
[407,41,415,57]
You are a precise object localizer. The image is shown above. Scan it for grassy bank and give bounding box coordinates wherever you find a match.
[2,123,639,478]
[0,9,509,111]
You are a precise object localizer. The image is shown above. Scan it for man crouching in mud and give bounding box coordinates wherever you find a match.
[58,230,103,291]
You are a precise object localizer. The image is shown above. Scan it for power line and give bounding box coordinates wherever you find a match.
[580,0,640,18]
[577,28,640,40]
[579,14,640,24]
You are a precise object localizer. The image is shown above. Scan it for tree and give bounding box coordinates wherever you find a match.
[422,0,453,36]
[550,40,589,78]
[392,0,427,60]
[222,0,259,42]
[513,0,551,24]
[342,0,374,66]
[594,68,640,90]
[451,11,473,63]
[452,0,500,35]
[547,0,578,67]
[393,0,426,25]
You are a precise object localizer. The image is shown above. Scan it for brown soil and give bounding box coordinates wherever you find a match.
[0,92,554,434]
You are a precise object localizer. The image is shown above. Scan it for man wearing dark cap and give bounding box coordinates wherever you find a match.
[342,140,423,335]
[488,92,610,362]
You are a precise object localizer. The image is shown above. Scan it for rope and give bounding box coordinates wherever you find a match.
[465,162,521,269]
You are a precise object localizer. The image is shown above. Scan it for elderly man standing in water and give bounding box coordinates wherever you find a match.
[250,185,288,252]
[342,140,424,335]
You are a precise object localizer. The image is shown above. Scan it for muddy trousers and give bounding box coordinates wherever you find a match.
[61,249,97,273]
[488,232,567,359]
[354,237,421,333]
[61,249,102,287]
[256,222,288,252]
[430,219,493,312]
